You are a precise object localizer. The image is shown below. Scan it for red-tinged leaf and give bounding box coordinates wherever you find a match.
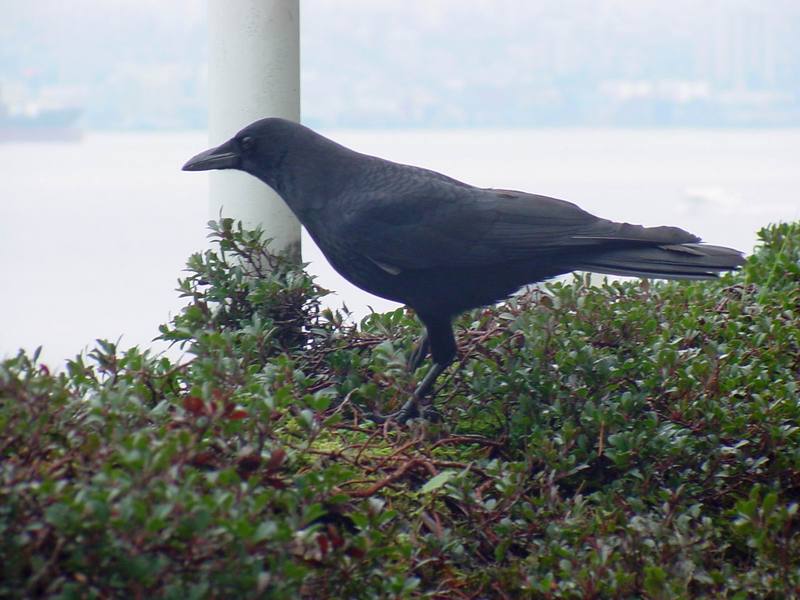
[237,454,261,473]
[264,448,286,472]
[212,388,231,402]
[345,546,365,559]
[39,364,50,376]
[327,525,344,549]
[317,534,330,555]
[183,396,205,416]
[263,476,287,489]
[226,409,249,420]
[190,451,217,469]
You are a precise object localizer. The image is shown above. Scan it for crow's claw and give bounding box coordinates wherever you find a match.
[366,397,425,425]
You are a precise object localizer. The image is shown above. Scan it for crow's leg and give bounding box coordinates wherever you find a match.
[369,317,455,424]
[407,332,429,372]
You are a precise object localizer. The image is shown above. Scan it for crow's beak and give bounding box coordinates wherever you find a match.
[182,139,240,171]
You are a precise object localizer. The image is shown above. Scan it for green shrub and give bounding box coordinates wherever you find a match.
[2,218,799,598]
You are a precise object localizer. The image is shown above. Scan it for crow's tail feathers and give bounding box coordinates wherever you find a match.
[576,243,746,280]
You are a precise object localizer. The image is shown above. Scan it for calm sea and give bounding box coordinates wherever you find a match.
[2,129,799,366]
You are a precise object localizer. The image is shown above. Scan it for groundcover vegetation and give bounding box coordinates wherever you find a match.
[2,219,799,599]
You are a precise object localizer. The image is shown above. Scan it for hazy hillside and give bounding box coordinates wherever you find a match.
[2,0,800,129]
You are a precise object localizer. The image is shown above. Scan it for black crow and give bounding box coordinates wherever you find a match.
[183,118,745,420]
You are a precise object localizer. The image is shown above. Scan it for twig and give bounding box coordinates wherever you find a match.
[348,459,423,498]
[368,437,421,473]
[430,435,503,449]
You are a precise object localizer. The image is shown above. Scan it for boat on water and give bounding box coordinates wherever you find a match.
[0,103,83,142]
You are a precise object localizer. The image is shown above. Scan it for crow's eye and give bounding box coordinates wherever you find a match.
[240,136,255,152]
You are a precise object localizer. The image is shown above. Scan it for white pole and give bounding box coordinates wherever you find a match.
[207,0,301,261]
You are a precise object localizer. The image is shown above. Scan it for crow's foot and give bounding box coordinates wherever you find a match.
[365,396,441,425]
[366,397,421,425]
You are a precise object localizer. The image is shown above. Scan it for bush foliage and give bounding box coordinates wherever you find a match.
[2,219,800,598]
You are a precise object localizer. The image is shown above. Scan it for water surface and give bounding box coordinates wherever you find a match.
[2,129,798,365]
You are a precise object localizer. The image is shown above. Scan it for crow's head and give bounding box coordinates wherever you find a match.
[182,117,299,180]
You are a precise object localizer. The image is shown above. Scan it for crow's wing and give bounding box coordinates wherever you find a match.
[338,174,699,272]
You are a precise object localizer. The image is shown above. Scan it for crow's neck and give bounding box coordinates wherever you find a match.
[266,134,365,220]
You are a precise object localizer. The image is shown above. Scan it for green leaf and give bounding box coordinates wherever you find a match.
[419,470,458,494]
